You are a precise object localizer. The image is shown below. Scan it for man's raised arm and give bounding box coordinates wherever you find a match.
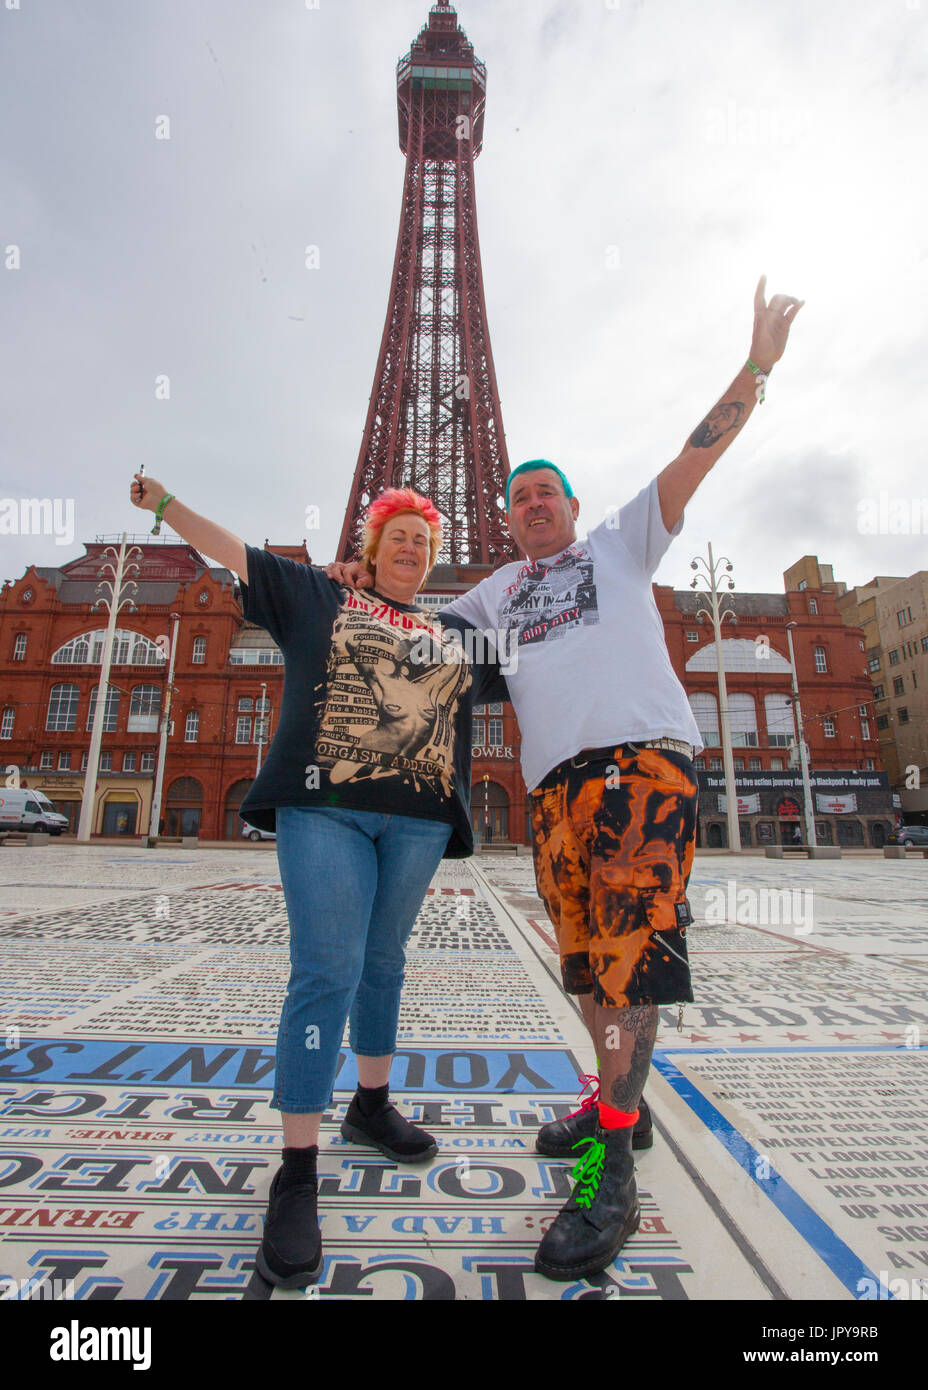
[657,276,804,533]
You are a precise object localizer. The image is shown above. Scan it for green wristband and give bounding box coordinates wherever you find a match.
[151,494,175,535]
[746,359,769,404]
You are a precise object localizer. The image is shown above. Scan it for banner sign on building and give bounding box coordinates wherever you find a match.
[815,792,858,814]
[697,769,891,818]
[701,772,887,792]
[718,793,761,815]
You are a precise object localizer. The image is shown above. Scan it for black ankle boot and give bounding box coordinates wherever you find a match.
[634,1096,653,1150]
[341,1088,437,1163]
[256,1149,323,1289]
[536,1084,654,1156]
[534,1122,640,1282]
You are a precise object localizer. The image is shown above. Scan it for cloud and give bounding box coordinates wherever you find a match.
[0,0,925,609]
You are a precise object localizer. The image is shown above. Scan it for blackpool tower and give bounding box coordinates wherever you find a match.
[338,0,516,567]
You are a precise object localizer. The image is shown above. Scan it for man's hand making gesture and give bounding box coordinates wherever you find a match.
[750,274,804,373]
[656,275,805,530]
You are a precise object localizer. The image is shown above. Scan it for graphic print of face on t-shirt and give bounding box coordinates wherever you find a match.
[314,590,471,796]
[500,545,600,646]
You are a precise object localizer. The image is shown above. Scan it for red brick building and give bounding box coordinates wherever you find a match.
[0,535,297,839]
[665,583,891,848]
[0,536,887,847]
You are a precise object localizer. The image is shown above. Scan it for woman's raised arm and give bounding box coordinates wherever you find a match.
[129,472,248,581]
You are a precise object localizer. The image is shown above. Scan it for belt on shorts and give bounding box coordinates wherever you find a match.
[537,737,694,788]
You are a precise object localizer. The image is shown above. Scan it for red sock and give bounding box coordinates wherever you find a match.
[598,1101,639,1129]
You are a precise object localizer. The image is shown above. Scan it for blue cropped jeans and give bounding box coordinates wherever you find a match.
[272,805,451,1112]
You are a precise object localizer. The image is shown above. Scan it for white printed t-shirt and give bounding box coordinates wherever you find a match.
[440,475,705,791]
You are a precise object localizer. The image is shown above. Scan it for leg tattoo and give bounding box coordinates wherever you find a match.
[595,1004,658,1112]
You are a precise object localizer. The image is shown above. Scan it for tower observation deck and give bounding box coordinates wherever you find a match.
[338,0,515,567]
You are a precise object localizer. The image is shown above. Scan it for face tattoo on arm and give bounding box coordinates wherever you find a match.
[688,400,746,449]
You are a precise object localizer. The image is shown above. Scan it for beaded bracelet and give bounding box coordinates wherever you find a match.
[151,494,176,535]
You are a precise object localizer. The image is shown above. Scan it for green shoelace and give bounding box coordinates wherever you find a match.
[570,1136,606,1209]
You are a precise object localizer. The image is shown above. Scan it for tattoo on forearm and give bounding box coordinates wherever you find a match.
[608,1006,658,1111]
[689,401,745,449]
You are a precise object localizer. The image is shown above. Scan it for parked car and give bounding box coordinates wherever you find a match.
[888,824,928,846]
[240,820,276,842]
[0,788,69,836]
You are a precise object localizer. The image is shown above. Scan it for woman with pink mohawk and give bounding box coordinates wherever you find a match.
[130,474,505,1290]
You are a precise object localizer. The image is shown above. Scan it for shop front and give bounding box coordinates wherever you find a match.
[696,769,894,849]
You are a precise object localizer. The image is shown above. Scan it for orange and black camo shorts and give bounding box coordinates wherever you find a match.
[528,743,699,1008]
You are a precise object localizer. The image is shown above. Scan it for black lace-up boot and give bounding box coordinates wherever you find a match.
[536,1078,653,1156]
[534,1122,640,1281]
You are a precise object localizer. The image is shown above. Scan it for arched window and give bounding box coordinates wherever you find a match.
[46,683,80,731]
[685,638,792,674]
[130,686,161,715]
[765,693,794,747]
[728,693,758,747]
[168,777,202,802]
[52,629,166,666]
[166,777,202,837]
[688,693,719,746]
[224,777,253,839]
[471,779,509,841]
[129,685,161,733]
[86,684,121,732]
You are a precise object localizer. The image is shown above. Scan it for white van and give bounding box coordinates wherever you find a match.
[0,788,70,835]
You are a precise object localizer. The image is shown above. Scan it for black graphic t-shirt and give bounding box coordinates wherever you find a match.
[237,546,505,857]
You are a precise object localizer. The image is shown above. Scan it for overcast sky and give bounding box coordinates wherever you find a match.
[2,0,926,600]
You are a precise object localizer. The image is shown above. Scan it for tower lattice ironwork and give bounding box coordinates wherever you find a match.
[338,0,515,567]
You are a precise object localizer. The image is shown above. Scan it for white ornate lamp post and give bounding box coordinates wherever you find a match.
[256,680,268,776]
[148,611,181,841]
[77,535,142,841]
[786,621,817,847]
[690,542,741,854]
